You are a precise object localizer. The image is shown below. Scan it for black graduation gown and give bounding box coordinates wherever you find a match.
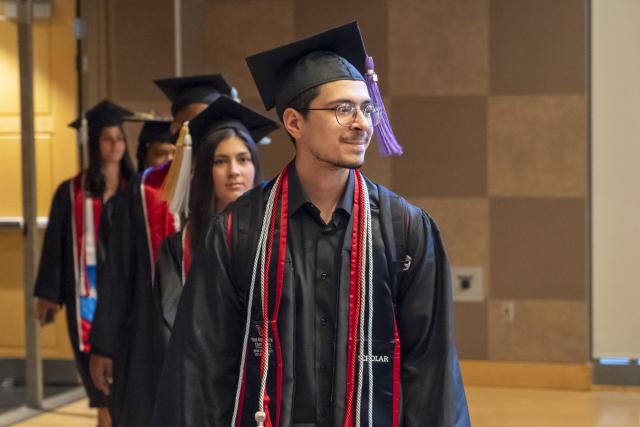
[90,169,175,427]
[152,230,185,370]
[153,175,470,427]
[34,178,121,408]
[90,185,127,359]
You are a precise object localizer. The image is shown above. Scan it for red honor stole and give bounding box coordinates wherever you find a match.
[70,173,102,353]
[232,167,402,426]
[181,225,191,284]
[140,162,179,279]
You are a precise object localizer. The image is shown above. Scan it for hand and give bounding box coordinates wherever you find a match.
[90,354,113,396]
[36,298,59,326]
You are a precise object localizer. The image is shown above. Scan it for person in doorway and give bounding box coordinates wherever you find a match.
[35,100,134,427]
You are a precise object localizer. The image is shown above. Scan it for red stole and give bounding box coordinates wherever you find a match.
[70,173,102,353]
[181,225,191,284]
[140,162,179,280]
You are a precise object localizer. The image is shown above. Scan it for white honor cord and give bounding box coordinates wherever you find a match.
[355,178,374,427]
[366,183,374,427]
[355,178,367,426]
[231,173,283,427]
[257,187,272,412]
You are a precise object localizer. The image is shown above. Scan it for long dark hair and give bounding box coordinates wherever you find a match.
[188,127,261,249]
[85,123,135,197]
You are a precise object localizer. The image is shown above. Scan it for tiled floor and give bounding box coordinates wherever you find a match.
[10,386,640,427]
[0,386,77,415]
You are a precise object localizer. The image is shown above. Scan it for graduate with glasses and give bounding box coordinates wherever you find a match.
[154,23,470,427]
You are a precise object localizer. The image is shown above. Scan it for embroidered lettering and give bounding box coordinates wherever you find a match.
[250,336,274,358]
[359,354,390,363]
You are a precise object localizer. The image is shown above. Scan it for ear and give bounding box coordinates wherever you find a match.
[170,121,181,136]
[282,107,304,141]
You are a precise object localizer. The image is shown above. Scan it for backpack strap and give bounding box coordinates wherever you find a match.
[376,183,411,304]
[228,182,269,288]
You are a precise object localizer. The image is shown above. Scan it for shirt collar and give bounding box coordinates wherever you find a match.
[287,161,355,218]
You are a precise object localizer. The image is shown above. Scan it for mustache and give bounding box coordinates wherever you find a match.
[339,131,370,144]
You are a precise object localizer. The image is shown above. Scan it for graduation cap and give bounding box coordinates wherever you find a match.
[154,74,234,116]
[161,95,279,216]
[124,112,172,145]
[69,100,132,130]
[246,21,402,156]
[136,119,173,146]
[188,96,279,153]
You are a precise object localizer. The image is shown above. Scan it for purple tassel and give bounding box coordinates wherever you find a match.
[364,55,403,156]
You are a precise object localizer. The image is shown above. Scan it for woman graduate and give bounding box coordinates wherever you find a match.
[85,116,175,399]
[34,100,134,427]
[153,95,278,364]
[88,74,238,427]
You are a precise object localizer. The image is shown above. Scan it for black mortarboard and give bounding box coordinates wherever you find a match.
[246,22,366,117]
[188,95,279,154]
[162,95,279,215]
[245,21,403,156]
[137,119,173,146]
[154,74,232,116]
[69,100,132,130]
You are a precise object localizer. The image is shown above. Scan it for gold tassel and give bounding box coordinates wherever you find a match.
[161,122,192,216]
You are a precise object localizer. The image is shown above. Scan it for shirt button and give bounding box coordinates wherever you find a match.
[319,363,327,372]
[320,317,327,326]
[320,272,328,280]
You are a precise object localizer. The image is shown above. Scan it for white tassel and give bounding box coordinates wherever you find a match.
[80,117,89,169]
[168,133,192,216]
[161,123,193,217]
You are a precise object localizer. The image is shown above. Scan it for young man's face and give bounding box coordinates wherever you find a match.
[170,102,209,135]
[296,80,374,169]
[145,141,176,168]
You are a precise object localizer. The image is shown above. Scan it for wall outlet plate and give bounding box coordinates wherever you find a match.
[451,266,484,302]
[500,300,515,322]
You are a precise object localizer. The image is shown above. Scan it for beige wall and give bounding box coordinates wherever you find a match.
[0,0,78,358]
[91,0,589,364]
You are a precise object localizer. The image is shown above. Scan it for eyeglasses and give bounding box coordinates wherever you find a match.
[299,102,382,127]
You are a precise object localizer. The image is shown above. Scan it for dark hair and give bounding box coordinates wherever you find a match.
[188,127,261,249]
[281,85,320,145]
[136,142,149,172]
[86,124,135,197]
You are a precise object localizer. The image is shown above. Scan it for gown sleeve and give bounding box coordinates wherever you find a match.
[90,181,136,356]
[34,181,70,305]
[154,232,184,333]
[89,192,122,357]
[396,209,471,427]
[152,231,183,371]
[152,214,244,426]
